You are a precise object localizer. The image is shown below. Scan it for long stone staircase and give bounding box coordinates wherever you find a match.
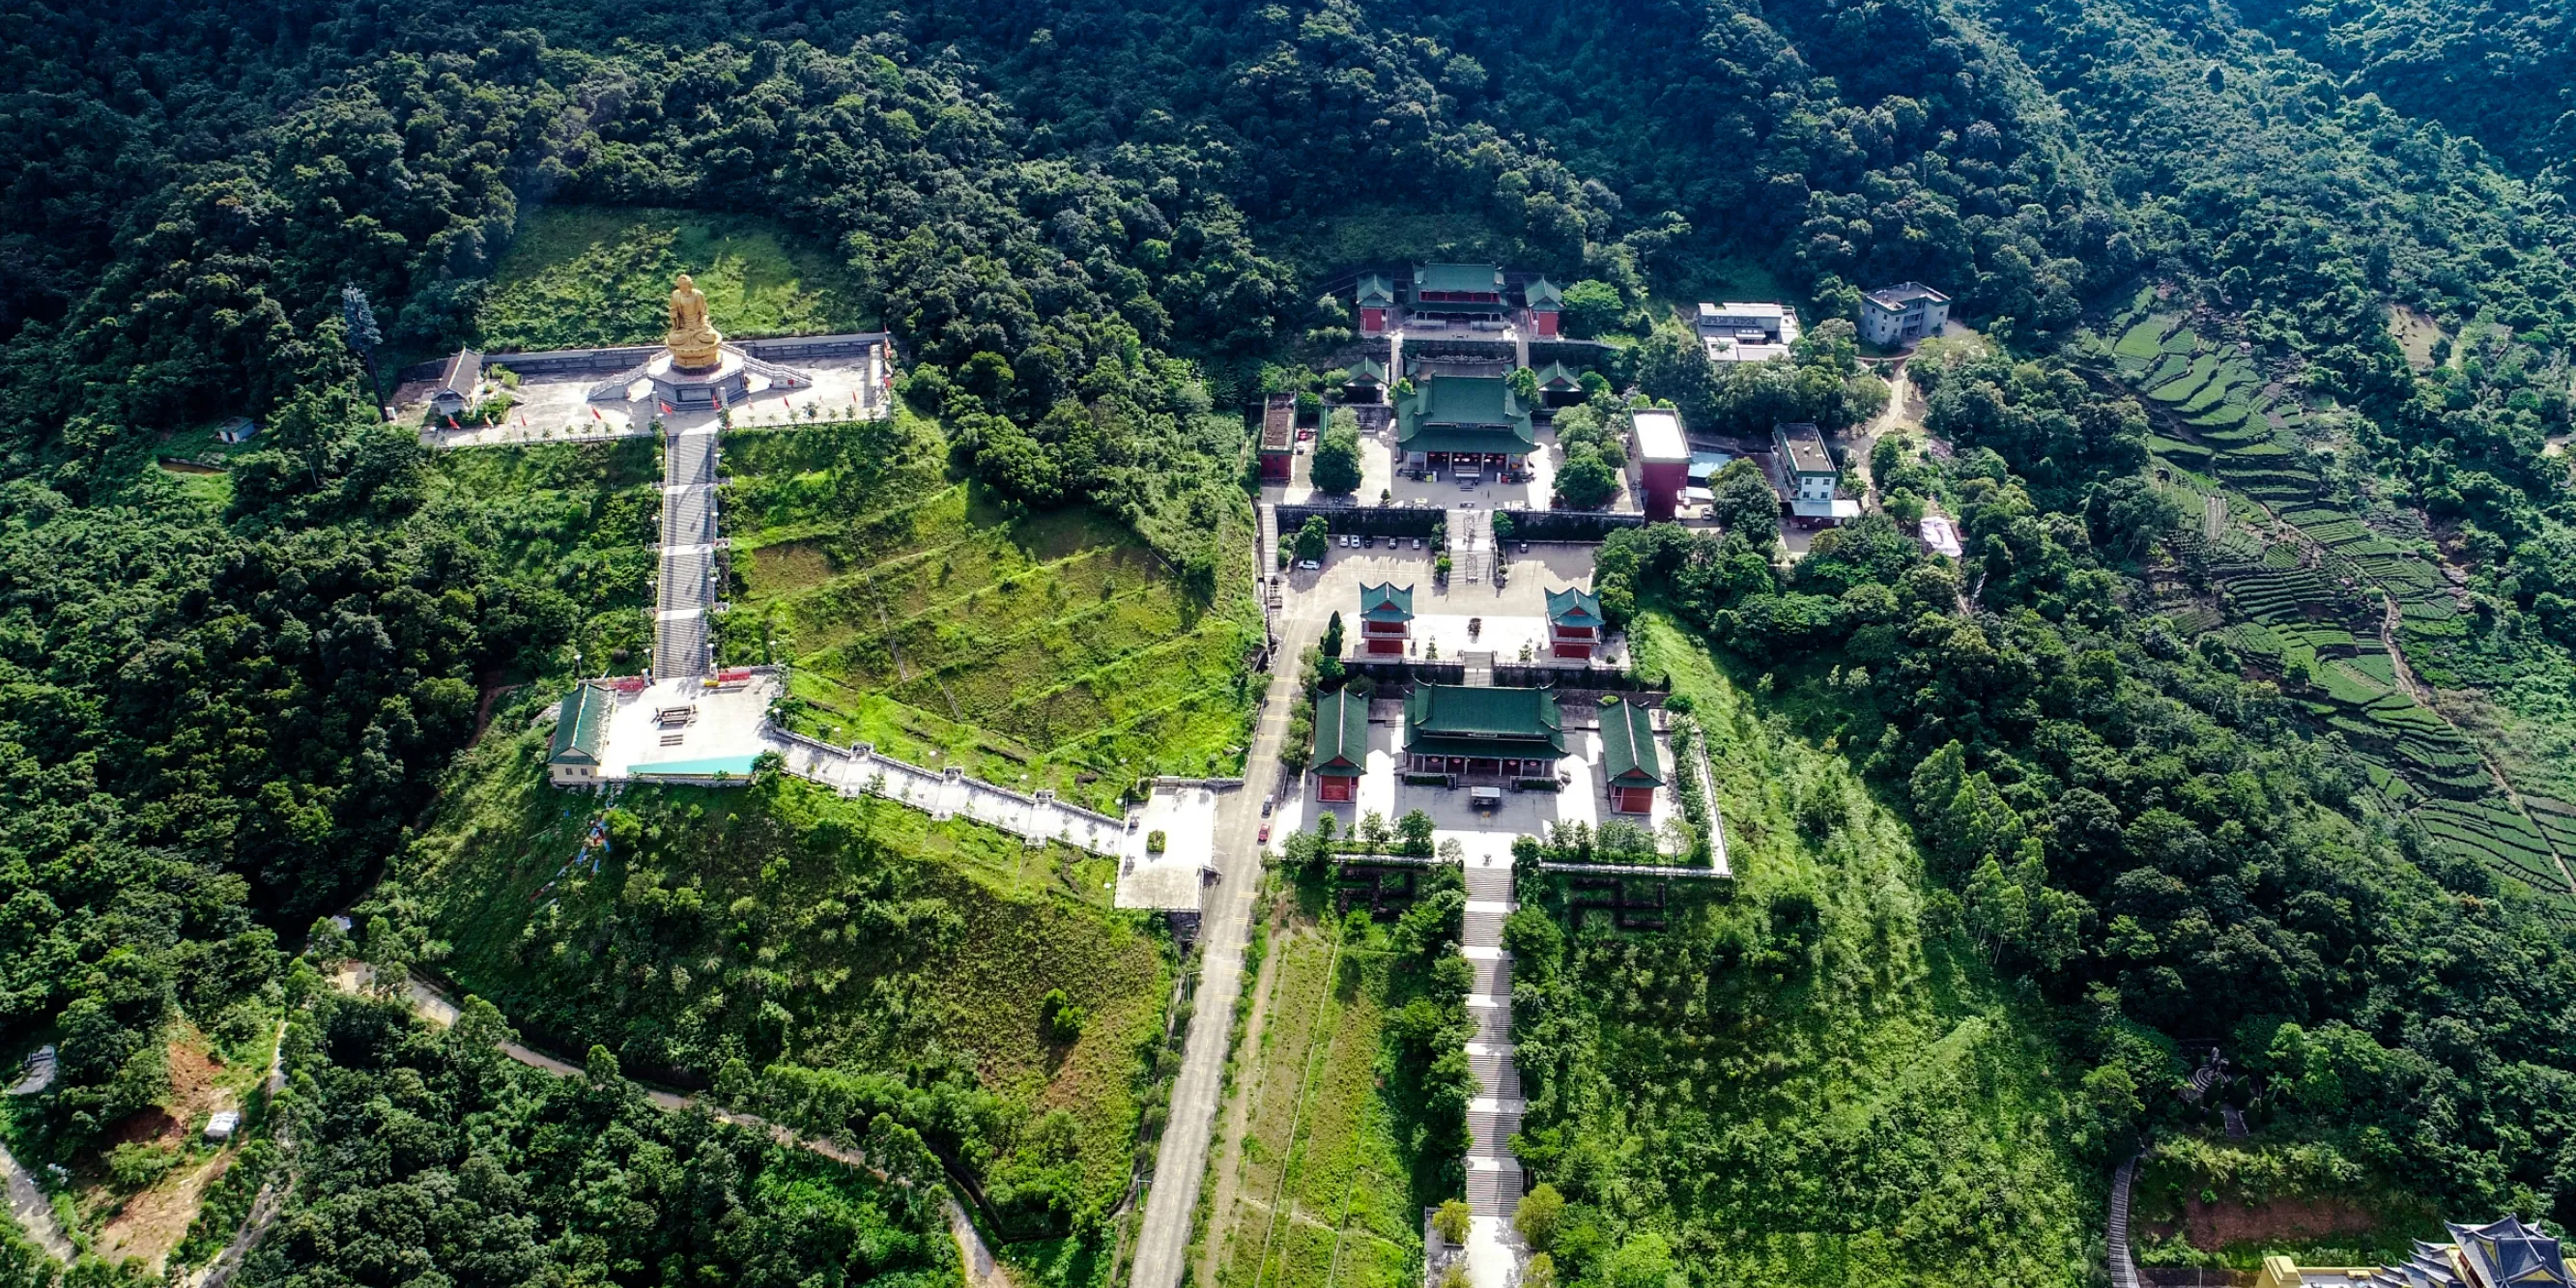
[1461,853,1526,1282]
[652,426,722,678]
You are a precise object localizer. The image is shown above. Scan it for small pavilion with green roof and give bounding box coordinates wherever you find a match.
[1396,374,1537,476]
[1358,582,1414,655]
[1523,277,1564,337]
[1547,586,1605,659]
[1531,359,1585,406]
[1343,357,1388,403]
[1355,273,1396,334]
[1596,697,1664,814]
[548,681,614,786]
[1308,687,1372,802]
[1404,684,1564,781]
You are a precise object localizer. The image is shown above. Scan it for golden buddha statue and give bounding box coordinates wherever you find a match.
[665,272,724,369]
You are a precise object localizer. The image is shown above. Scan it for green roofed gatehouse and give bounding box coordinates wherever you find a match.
[1359,582,1414,655]
[1597,697,1664,815]
[1531,358,1584,407]
[1308,687,1372,802]
[548,681,614,786]
[1343,356,1388,404]
[1397,374,1536,479]
[1404,684,1564,782]
[1523,276,1563,337]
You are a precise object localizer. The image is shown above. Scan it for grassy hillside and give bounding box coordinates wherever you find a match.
[475,206,873,353]
[403,721,1169,1242]
[1196,894,1459,1288]
[1507,615,2096,1287]
[719,415,1261,810]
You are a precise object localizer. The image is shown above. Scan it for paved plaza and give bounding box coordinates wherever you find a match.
[407,350,885,448]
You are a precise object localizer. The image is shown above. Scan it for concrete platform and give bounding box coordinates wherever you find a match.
[1115,785,1221,910]
[413,352,884,448]
[587,673,783,780]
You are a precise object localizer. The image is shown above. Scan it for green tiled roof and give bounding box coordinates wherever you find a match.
[1524,277,1563,308]
[1347,358,1388,386]
[1359,582,1415,623]
[1597,698,1663,787]
[1416,263,1503,295]
[1533,360,1582,391]
[1355,273,1396,307]
[548,682,611,765]
[1397,375,1536,457]
[1546,587,1604,628]
[1309,687,1370,774]
[1405,685,1563,757]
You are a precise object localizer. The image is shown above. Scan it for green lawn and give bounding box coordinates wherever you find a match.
[475,205,873,353]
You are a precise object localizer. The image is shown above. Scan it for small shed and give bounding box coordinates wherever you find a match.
[431,349,484,417]
[204,1110,242,1142]
[215,416,259,444]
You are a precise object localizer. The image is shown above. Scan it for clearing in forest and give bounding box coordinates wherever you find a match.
[719,415,1260,810]
[475,205,873,354]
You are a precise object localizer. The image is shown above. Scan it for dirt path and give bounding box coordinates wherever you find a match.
[330,968,1011,1287]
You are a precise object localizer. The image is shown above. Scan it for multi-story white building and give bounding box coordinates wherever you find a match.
[1859,282,1950,346]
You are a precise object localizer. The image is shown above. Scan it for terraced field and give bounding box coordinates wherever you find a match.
[2106,290,2572,912]
[719,422,1259,810]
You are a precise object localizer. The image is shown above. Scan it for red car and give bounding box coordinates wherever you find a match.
[1258,822,1272,844]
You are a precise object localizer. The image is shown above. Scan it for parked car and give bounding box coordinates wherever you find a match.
[1520,541,1531,553]
[1363,534,1375,548]
[1258,822,1272,844]
[1299,558,1320,570]
[1414,537,1423,550]
[1261,791,1275,816]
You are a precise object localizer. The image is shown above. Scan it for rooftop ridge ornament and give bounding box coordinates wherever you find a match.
[666,272,725,370]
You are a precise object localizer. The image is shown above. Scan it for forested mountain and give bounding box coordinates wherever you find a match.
[3,0,2575,1284]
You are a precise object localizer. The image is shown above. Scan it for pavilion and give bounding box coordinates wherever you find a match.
[1358,582,1415,655]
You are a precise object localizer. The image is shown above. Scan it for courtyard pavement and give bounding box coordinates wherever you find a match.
[410,349,885,448]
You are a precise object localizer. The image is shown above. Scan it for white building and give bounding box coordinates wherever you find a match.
[1859,283,1949,347]
[1698,301,1800,363]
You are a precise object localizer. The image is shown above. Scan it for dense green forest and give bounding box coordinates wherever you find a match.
[4,0,2576,1283]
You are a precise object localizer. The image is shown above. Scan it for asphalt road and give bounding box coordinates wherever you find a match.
[1127,611,1315,1288]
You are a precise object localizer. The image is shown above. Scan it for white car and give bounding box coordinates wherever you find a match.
[1299,558,1320,570]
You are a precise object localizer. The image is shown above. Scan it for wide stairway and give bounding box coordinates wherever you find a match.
[1461,856,1525,1223]
[1448,506,1492,585]
[652,427,722,678]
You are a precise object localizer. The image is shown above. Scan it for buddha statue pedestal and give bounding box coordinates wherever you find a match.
[646,348,750,412]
